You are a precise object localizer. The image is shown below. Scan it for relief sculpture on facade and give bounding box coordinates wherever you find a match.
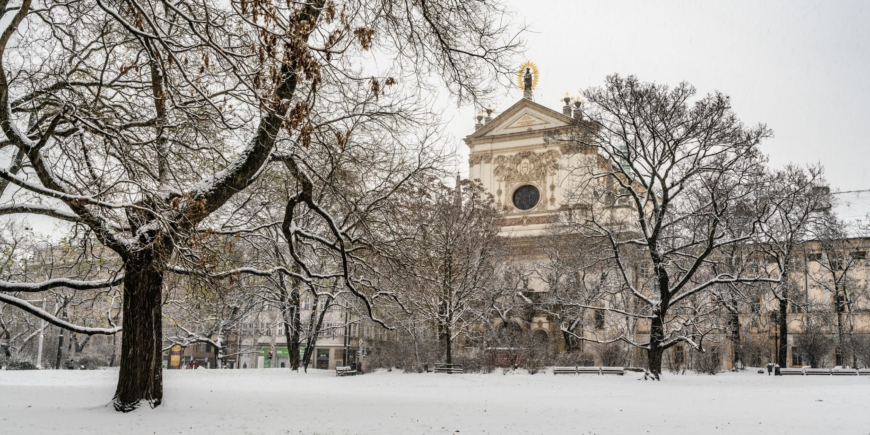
[493,150,560,183]
[468,153,493,166]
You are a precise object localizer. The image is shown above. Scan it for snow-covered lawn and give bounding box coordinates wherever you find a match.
[1,368,867,435]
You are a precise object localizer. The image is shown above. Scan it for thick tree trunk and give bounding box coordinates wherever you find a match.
[279,272,301,371]
[728,308,742,368]
[647,315,665,380]
[113,247,165,412]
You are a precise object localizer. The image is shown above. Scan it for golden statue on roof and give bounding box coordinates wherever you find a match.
[517,61,539,91]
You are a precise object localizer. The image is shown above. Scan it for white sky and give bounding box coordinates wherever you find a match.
[446,0,870,192]
[6,0,870,237]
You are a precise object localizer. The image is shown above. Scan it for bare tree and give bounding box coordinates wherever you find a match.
[792,314,837,368]
[808,209,865,366]
[390,178,504,364]
[756,165,825,367]
[0,0,521,411]
[552,75,773,378]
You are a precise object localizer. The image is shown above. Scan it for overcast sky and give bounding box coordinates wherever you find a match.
[447,0,870,192]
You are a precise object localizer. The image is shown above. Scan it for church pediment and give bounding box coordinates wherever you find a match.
[466,99,574,142]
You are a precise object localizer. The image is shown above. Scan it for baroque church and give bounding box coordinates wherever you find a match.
[462,65,605,352]
[462,64,870,370]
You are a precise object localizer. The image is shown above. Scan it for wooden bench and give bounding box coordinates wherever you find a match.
[805,368,832,376]
[600,367,625,375]
[779,368,804,376]
[553,366,625,375]
[335,366,357,376]
[433,363,463,374]
[858,369,870,376]
[553,366,578,375]
[832,369,859,376]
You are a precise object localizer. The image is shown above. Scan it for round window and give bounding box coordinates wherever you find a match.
[512,185,540,210]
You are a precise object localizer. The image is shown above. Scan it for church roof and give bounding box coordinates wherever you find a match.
[463,98,576,144]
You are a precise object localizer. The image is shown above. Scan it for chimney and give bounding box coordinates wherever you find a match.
[812,186,831,211]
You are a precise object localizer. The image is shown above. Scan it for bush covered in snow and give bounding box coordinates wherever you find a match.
[2,355,37,370]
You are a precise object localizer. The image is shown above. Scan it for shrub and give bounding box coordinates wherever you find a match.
[76,356,103,370]
[4,356,37,370]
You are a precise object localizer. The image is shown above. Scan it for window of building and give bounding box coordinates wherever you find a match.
[673,346,684,365]
[791,348,802,367]
[807,253,822,262]
[789,301,803,313]
[768,311,778,325]
[850,251,866,260]
[302,297,311,310]
[315,348,329,370]
[835,294,846,312]
[830,255,843,271]
[749,295,761,313]
[638,265,651,279]
[594,310,605,330]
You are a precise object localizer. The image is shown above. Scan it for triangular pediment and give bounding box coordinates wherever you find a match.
[466,99,575,142]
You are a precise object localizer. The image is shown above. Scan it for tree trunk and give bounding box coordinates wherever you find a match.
[112,247,166,412]
[444,323,452,364]
[834,284,846,366]
[212,338,222,369]
[109,333,117,367]
[561,328,576,353]
[777,300,788,367]
[1,328,10,357]
[279,272,301,371]
[54,306,66,370]
[301,295,330,372]
[728,308,741,369]
[647,314,665,380]
[287,291,301,371]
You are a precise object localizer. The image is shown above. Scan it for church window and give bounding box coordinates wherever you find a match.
[512,185,540,210]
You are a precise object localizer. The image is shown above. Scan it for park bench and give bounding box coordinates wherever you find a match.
[600,367,625,375]
[805,368,832,376]
[553,366,625,375]
[779,368,804,376]
[335,366,357,377]
[433,363,463,374]
[832,369,859,376]
[858,369,870,376]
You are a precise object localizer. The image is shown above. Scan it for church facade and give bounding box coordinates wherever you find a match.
[464,92,870,371]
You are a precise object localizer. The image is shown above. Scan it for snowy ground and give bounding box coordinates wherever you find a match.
[1,368,868,435]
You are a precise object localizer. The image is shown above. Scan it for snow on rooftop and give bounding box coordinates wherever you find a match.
[1,368,868,434]
[832,189,870,236]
